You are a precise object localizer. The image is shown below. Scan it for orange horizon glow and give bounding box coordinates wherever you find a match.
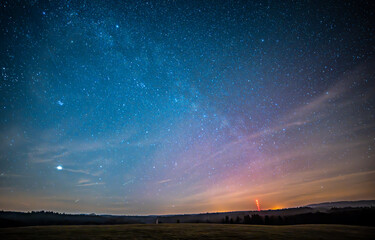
[270,206,284,210]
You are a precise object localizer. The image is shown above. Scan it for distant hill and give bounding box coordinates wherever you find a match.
[305,200,375,209]
[1,200,374,227]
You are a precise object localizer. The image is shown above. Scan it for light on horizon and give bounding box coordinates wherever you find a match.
[256,199,261,211]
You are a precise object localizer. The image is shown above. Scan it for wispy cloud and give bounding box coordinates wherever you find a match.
[75,178,105,187]
[177,63,375,178]
[63,168,91,175]
[76,182,105,187]
[77,179,90,184]
[157,179,172,184]
[0,173,24,178]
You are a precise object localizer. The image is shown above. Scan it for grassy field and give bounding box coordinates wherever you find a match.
[1,224,374,240]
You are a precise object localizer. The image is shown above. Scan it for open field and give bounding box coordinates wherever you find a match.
[1,224,375,240]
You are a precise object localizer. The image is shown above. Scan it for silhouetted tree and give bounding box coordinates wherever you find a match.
[251,214,263,224]
[243,215,251,224]
[278,216,284,225]
[264,215,270,225]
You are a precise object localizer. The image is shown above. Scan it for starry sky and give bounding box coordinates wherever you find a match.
[0,1,375,215]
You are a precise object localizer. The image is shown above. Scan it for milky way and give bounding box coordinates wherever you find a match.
[0,1,374,214]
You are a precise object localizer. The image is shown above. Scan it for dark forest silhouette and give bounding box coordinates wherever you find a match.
[222,208,375,226]
[1,206,374,228]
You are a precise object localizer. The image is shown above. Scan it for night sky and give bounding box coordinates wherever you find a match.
[1,1,375,215]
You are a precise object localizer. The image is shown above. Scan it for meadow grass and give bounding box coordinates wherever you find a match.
[1,224,374,239]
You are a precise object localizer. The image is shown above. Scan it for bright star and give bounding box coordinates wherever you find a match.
[56,165,63,170]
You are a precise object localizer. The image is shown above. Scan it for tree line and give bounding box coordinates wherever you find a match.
[222,207,375,226]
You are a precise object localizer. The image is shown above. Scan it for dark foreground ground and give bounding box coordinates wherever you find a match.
[1,224,375,240]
